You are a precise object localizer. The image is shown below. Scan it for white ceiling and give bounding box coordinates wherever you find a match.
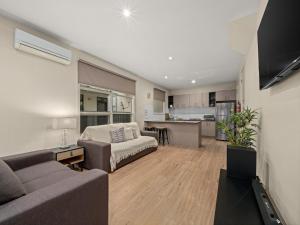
[0,0,259,89]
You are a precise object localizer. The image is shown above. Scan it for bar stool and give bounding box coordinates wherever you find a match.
[144,126,155,131]
[155,127,169,145]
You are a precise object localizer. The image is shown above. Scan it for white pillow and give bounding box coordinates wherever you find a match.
[124,128,134,141]
[125,122,141,137]
[132,128,139,139]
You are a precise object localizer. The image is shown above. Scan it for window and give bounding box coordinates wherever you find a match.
[113,114,132,123]
[112,94,133,123]
[80,86,135,132]
[112,94,132,113]
[80,90,109,112]
[153,88,166,113]
[80,115,110,133]
[80,94,84,111]
[80,89,110,132]
[97,97,108,112]
[153,100,164,113]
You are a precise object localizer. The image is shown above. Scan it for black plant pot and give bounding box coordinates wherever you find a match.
[227,145,256,180]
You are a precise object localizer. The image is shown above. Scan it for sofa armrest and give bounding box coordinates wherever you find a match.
[78,140,111,172]
[141,130,158,140]
[0,169,108,225]
[2,150,54,171]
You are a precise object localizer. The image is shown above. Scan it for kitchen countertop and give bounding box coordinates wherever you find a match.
[145,120,202,124]
[145,120,203,147]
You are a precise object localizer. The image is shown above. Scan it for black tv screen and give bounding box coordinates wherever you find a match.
[258,0,300,89]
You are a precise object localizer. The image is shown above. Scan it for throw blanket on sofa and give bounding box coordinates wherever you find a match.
[110,136,158,171]
[80,122,158,171]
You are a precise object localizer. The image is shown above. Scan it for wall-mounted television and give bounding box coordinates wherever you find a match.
[258,0,300,90]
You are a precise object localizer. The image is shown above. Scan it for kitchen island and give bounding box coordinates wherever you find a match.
[145,120,202,148]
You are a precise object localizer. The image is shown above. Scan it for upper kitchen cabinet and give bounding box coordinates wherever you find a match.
[173,90,235,108]
[189,94,202,107]
[174,93,210,108]
[209,92,216,107]
[181,95,190,108]
[173,95,180,108]
[216,90,236,102]
[173,95,190,108]
[201,92,209,107]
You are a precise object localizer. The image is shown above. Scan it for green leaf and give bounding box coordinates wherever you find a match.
[219,107,258,148]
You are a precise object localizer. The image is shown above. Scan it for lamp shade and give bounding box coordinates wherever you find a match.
[53,117,77,129]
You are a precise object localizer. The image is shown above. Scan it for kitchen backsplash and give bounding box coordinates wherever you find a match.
[173,107,216,115]
[171,107,216,120]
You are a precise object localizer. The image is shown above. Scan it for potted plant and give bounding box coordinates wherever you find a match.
[217,107,258,179]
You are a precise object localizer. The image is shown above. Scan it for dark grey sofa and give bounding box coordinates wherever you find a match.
[0,150,108,225]
[78,130,158,173]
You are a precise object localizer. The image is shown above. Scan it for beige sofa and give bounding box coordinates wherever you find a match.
[78,122,158,172]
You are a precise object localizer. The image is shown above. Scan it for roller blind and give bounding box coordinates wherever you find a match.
[78,60,136,95]
[153,88,166,101]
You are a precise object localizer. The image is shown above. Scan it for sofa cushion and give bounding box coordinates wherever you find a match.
[23,169,78,193]
[0,159,26,204]
[132,128,138,139]
[124,128,134,140]
[124,122,141,137]
[15,161,69,184]
[110,127,125,143]
[15,161,77,193]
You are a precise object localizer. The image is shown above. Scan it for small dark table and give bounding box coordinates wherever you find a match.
[214,169,264,225]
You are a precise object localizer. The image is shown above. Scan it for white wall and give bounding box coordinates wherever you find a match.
[0,15,168,157]
[0,16,79,156]
[169,81,236,95]
[240,0,300,224]
[229,14,257,55]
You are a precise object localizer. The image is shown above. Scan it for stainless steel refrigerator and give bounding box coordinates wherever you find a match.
[215,101,235,141]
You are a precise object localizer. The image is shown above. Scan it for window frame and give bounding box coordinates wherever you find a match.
[79,84,135,131]
[153,99,165,114]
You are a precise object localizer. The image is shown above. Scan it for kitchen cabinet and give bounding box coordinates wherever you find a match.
[174,93,210,108]
[209,121,216,137]
[189,93,209,107]
[180,95,190,108]
[216,90,236,101]
[173,95,179,108]
[189,94,202,107]
[224,90,236,101]
[201,92,209,107]
[216,91,224,102]
[173,95,190,109]
[202,121,216,137]
[209,92,216,107]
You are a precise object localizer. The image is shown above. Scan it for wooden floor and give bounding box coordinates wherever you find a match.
[109,138,226,225]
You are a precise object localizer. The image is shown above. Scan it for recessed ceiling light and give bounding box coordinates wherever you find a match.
[164,75,168,79]
[122,9,131,18]
[168,56,173,60]
[191,80,196,84]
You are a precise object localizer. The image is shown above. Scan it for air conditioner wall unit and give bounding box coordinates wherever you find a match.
[14,28,72,65]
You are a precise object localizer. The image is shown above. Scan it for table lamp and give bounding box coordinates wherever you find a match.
[53,117,77,149]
